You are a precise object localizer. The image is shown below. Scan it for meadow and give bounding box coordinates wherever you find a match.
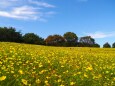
[0,42,115,86]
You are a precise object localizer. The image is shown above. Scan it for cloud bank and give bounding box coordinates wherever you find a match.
[0,0,55,20]
[85,32,115,38]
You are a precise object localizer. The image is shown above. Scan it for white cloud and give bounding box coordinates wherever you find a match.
[0,6,40,20]
[0,0,18,8]
[0,1,11,8]
[86,32,115,38]
[28,0,55,8]
[12,6,38,15]
[0,0,55,20]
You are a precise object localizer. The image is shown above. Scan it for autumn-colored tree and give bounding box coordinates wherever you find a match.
[45,34,65,46]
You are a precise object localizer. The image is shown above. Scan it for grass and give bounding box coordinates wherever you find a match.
[0,42,115,86]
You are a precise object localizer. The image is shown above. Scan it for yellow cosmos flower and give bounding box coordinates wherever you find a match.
[0,76,6,81]
[113,77,115,81]
[86,66,93,71]
[61,65,64,67]
[39,63,43,67]
[77,72,81,75]
[70,82,75,85]
[45,80,48,84]
[11,71,14,73]
[18,70,24,74]
[36,79,41,84]
[84,74,88,78]
[44,80,49,85]
[0,61,2,64]
[57,79,61,82]
[21,79,28,85]
[105,71,109,74]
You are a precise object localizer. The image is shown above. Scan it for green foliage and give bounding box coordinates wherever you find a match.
[93,43,100,48]
[103,42,111,48]
[23,33,44,45]
[63,32,78,42]
[63,32,78,46]
[78,36,99,47]
[0,27,23,42]
[112,42,115,48]
[80,36,95,45]
[0,26,102,47]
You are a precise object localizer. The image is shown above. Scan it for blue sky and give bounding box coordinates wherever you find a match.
[0,0,115,46]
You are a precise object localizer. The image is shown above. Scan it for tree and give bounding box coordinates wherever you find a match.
[112,42,115,48]
[23,33,44,45]
[103,42,111,48]
[63,32,78,46]
[79,36,95,45]
[45,34,65,46]
[0,27,23,42]
[79,36,96,47]
[93,43,100,48]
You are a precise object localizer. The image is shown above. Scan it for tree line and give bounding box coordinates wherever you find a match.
[0,27,115,48]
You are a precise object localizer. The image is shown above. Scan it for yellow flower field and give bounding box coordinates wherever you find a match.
[0,42,115,86]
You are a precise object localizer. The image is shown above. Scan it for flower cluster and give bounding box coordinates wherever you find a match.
[0,42,115,86]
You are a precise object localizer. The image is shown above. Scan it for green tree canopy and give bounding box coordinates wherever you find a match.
[0,27,22,42]
[80,36,95,45]
[103,42,111,48]
[63,32,78,46]
[112,42,115,48]
[23,33,44,45]
[93,43,100,48]
[63,32,78,42]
